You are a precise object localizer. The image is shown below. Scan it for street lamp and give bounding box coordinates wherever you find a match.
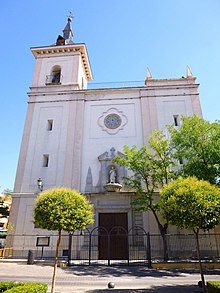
[37,178,43,192]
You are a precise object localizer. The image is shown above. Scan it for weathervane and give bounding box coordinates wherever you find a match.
[67,9,74,21]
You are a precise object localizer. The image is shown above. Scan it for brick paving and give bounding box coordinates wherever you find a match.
[0,262,219,292]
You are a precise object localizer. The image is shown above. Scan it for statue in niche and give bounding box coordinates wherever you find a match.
[104,165,122,192]
[109,166,116,184]
[98,147,125,192]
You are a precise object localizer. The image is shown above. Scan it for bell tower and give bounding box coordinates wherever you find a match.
[13,16,93,197]
[30,16,92,91]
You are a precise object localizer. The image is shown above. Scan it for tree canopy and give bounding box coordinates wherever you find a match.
[3,189,12,199]
[160,176,220,232]
[160,176,220,291]
[34,187,94,232]
[168,116,220,185]
[0,189,12,218]
[114,130,175,205]
[114,130,175,260]
[34,187,94,293]
[0,202,9,218]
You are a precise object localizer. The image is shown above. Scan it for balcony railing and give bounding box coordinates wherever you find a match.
[88,80,145,89]
[44,78,145,89]
[45,74,63,85]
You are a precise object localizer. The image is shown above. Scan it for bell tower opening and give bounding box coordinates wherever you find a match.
[46,65,61,85]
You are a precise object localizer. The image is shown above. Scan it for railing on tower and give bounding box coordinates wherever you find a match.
[45,74,63,85]
[88,80,145,89]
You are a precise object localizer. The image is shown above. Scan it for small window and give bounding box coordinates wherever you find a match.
[173,115,179,126]
[43,154,49,167]
[47,120,53,131]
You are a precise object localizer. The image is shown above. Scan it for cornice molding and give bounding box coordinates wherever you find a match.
[31,43,93,80]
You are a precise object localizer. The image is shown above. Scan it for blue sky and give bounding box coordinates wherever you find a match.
[0,0,220,191]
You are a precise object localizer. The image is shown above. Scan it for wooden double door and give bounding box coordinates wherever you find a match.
[98,213,128,260]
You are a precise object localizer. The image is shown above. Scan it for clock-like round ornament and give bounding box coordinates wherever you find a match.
[104,114,122,129]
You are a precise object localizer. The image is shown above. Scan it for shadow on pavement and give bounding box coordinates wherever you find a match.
[84,284,203,292]
[64,266,185,277]
[64,265,220,278]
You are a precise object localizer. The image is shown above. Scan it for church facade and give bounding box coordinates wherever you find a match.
[9,17,203,259]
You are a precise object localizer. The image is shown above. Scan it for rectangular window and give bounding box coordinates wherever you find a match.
[43,154,49,167]
[173,115,179,126]
[47,120,53,131]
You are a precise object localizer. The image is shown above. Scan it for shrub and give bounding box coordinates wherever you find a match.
[0,282,48,293]
[0,282,21,292]
[207,281,220,293]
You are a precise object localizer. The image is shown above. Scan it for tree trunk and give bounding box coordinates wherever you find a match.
[161,232,169,261]
[51,230,61,293]
[151,208,169,261]
[194,230,207,293]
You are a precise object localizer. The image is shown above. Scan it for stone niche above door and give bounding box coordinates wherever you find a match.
[96,147,127,192]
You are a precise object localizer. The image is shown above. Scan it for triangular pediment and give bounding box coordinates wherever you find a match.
[98,148,125,162]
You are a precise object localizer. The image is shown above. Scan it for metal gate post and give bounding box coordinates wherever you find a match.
[88,232,91,266]
[108,234,110,266]
[147,232,152,268]
[68,233,72,266]
[127,232,130,266]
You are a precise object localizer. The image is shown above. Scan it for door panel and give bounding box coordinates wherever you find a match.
[98,213,128,260]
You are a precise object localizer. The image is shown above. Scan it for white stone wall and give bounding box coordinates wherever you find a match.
[81,93,143,192]
[19,101,69,193]
[156,97,193,131]
[32,52,88,89]
[10,38,203,251]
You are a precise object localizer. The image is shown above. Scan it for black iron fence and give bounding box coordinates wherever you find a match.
[2,228,220,267]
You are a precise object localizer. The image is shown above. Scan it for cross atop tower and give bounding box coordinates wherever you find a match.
[67,9,74,22]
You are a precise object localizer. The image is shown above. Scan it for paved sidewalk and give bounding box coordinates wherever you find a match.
[0,263,219,292]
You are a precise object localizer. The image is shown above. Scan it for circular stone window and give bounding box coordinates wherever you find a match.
[104,114,122,129]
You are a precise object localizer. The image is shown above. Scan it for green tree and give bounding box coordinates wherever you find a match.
[169,116,220,185]
[160,177,220,292]
[34,187,94,293]
[114,130,175,260]
[3,189,12,199]
[0,189,12,218]
[0,201,9,218]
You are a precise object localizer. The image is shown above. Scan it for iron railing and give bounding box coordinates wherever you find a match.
[2,230,220,266]
[45,74,63,85]
[88,80,145,89]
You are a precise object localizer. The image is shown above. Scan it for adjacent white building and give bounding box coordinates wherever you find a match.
[9,17,203,260]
